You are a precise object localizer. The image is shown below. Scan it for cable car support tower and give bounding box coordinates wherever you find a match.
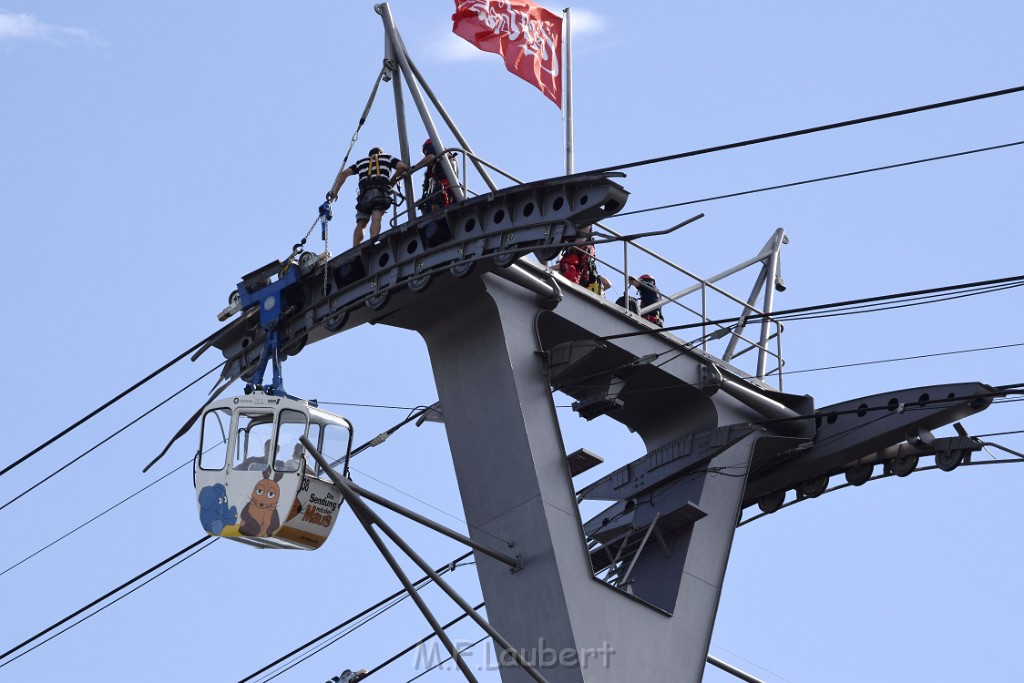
[205,5,1006,681]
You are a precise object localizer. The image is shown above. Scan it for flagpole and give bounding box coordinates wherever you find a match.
[563,7,573,175]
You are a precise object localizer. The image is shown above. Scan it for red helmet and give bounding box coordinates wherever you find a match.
[422,138,432,153]
[639,274,655,282]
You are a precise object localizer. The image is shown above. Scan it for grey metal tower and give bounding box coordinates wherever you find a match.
[207,5,1000,681]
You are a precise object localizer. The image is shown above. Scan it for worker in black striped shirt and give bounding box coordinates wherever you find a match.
[327,147,409,247]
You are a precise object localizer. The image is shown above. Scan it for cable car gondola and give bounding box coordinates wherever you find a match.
[195,393,353,550]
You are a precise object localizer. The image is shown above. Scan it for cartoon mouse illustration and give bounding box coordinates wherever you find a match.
[239,466,284,537]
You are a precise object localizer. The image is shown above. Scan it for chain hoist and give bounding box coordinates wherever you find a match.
[320,200,332,296]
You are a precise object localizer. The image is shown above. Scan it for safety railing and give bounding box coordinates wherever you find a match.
[386,148,788,389]
[581,223,789,389]
[389,147,526,227]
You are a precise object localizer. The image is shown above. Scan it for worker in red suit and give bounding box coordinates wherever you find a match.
[558,225,611,295]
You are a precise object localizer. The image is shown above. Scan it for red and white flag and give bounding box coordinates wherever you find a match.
[452,0,563,107]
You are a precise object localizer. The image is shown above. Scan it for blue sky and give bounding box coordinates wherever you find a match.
[2,1,1023,682]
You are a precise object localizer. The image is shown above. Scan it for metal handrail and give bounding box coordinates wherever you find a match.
[389,147,527,227]
[380,148,787,387]
[579,225,786,385]
[586,249,785,382]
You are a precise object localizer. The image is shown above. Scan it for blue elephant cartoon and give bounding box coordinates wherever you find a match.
[198,483,238,534]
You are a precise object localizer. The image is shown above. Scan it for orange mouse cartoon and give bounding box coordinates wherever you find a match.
[239,466,284,537]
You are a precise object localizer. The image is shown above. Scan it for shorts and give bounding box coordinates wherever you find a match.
[355,183,393,222]
[355,203,387,222]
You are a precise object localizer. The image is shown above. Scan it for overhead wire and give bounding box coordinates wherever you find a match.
[349,466,503,544]
[555,341,1023,406]
[12,92,1016,484]
[8,371,1010,675]
[741,386,1015,434]
[0,362,225,513]
[1,391,478,673]
[716,278,1022,327]
[0,536,215,668]
[974,430,1024,438]
[599,273,1024,342]
[10,59,1022,683]
[593,84,1024,174]
[11,85,1024,680]
[580,389,1017,519]
[1,430,231,579]
[610,139,1024,218]
[403,634,489,683]
[0,538,215,669]
[587,407,1024,577]
[0,456,193,578]
[319,401,426,411]
[365,602,485,679]
[708,644,794,683]
[739,457,1024,527]
[779,341,1024,377]
[0,330,222,479]
[17,89,1011,493]
[771,281,1024,324]
[558,332,1021,400]
[252,591,415,683]
[238,552,473,683]
[0,397,460,667]
[327,403,515,548]
[332,404,440,468]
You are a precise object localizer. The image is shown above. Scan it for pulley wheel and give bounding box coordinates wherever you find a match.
[534,246,561,262]
[322,310,349,332]
[492,252,517,268]
[283,333,307,357]
[845,462,873,486]
[935,449,963,472]
[890,453,919,477]
[757,490,786,514]
[365,290,391,311]
[408,273,433,293]
[450,261,476,279]
[797,474,829,498]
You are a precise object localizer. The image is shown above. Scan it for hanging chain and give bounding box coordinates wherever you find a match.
[300,214,320,245]
[322,218,330,297]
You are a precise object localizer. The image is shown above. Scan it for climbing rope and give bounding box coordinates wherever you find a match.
[283,62,392,287]
[328,62,393,202]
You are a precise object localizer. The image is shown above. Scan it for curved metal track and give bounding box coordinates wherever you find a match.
[740,456,1024,525]
[742,382,999,513]
[211,172,629,384]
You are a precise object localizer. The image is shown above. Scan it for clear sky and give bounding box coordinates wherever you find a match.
[2,1,1023,682]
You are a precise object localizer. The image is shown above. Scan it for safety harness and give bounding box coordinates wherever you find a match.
[357,151,394,213]
[581,247,601,294]
[421,152,458,213]
[559,242,605,296]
